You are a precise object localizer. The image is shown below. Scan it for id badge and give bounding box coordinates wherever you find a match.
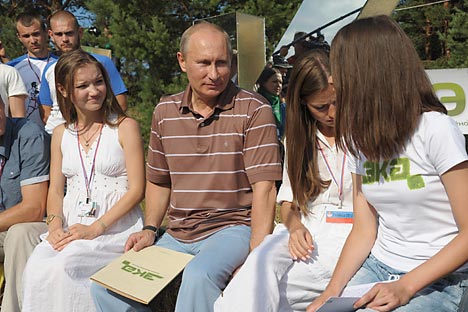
[78,201,97,217]
[325,206,353,224]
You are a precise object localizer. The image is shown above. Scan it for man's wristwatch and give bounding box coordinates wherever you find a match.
[142,225,158,233]
[142,225,159,242]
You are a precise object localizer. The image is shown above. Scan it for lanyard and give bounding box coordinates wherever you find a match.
[77,124,103,203]
[0,156,5,177]
[317,140,346,206]
[27,53,50,84]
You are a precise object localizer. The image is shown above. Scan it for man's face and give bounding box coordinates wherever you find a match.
[177,28,231,105]
[16,20,49,58]
[49,17,82,53]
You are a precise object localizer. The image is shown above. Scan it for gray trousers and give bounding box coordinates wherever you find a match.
[0,222,47,312]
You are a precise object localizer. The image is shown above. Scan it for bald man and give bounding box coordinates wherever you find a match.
[91,22,282,312]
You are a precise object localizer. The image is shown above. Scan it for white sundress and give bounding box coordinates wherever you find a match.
[22,121,143,312]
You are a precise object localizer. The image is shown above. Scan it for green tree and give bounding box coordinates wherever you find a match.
[0,0,89,61]
[84,0,301,145]
[395,0,466,68]
[446,0,468,67]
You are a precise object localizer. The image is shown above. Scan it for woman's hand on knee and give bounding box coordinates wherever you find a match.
[307,290,335,312]
[353,280,413,311]
[46,228,70,248]
[288,224,314,261]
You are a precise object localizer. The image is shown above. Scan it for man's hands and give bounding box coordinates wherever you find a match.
[125,230,156,252]
[288,223,314,261]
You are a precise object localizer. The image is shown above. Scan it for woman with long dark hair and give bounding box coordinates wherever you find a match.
[215,50,353,311]
[309,15,468,312]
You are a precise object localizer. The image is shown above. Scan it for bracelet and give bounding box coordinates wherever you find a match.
[142,225,158,233]
[96,219,107,231]
[46,214,63,225]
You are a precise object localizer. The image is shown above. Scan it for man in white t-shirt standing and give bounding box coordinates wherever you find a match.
[0,63,27,118]
[8,12,58,127]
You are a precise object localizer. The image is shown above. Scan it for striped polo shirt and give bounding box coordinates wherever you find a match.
[147,81,282,243]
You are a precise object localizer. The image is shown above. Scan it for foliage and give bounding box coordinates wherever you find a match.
[3,1,468,147]
[84,0,302,146]
[395,0,467,68]
[446,0,468,67]
[0,0,91,62]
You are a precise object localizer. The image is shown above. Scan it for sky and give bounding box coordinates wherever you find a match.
[275,0,367,56]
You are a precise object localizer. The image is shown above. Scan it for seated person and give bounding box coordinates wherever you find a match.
[0,97,50,312]
[309,15,468,312]
[215,50,353,311]
[22,50,144,312]
[90,22,281,312]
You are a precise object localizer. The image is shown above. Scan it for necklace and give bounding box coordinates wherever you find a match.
[80,124,102,147]
[27,53,50,84]
[317,139,346,208]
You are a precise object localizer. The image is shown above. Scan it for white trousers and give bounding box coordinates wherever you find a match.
[214,223,350,312]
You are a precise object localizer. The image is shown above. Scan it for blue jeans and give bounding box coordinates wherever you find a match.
[91,225,251,312]
[348,254,468,312]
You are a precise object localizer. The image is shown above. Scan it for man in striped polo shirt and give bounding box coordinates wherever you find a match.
[91,22,282,312]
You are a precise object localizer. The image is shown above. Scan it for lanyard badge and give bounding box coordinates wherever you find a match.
[76,124,103,219]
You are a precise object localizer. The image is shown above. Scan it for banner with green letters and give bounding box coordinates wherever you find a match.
[427,68,468,134]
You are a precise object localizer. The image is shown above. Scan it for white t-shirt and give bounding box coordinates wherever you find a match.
[8,54,58,127]
[0,63,28,117]
[349,111,468,272]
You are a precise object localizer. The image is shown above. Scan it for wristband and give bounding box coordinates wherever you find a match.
[96,219,107,230]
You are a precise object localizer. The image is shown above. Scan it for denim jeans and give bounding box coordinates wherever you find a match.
[348,254,468,312]
[91,225,251,312]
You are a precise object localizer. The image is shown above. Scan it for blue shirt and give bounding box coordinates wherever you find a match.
[0,118,50,210]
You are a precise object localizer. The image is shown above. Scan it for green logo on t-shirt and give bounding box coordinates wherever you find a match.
[363,158,425,190]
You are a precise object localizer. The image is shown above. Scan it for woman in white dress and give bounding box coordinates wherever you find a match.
[22,50,145,312]
[214,50,353,311]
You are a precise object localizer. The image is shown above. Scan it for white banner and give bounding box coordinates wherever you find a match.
[427,68,468,134]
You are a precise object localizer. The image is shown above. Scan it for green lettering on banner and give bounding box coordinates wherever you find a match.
[433,82,466,117]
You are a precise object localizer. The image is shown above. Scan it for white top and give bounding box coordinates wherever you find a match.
[8,54,57,126]
[349,112,468,272]
[0,63,27,117]
[277,131,353,231]
[41,62,60,134]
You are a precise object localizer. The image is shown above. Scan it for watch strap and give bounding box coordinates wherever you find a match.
[142,225,158,233]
